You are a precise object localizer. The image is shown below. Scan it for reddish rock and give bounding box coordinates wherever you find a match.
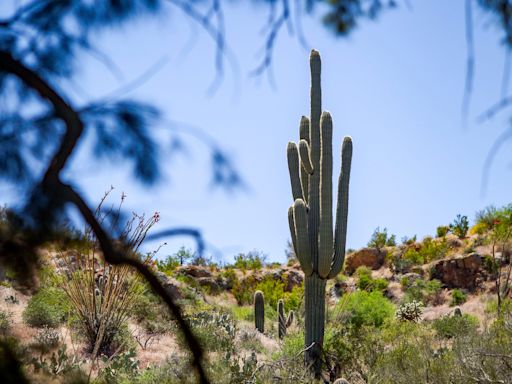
[344,248,386,275]
[430,253,483,290]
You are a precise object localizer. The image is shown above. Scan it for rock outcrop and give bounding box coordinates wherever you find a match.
[430,253,483,290]
[344,248,386,274]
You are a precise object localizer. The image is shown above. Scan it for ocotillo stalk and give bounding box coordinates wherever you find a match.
[287,49,352,377]
[278,299,286,339]
[254,290,265,333]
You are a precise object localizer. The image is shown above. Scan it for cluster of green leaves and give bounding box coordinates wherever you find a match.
[231,273,303,312]
[450,289,467,306]
[354,266,388,292]
[335,290,395,329]
[401,278,443,306]
[432,313,478,338]
[450,214,470,239]
[436,225,450,238]
[232,251,266,271]
[157,247,195,274]
[0,309,11,335]
[22,287,69,328]
[367,227,396,249]
[402,237,448,265]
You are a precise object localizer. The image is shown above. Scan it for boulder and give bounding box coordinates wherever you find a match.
[344,248,386,275]
[196,277,220,294]
[430,253,483,290]
[176,265,211,278]
[155,271,182,301]
[282,269,304,291]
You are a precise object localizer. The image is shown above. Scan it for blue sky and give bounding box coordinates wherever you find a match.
[3,1,512,263]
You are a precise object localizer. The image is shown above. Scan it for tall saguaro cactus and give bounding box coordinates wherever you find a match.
[287,50,353,376]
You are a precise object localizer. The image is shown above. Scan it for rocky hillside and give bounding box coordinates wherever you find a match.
[0,209,511,383]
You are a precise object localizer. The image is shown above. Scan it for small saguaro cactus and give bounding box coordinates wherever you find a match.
[287,49,353,376]
[278,300,294,339]
[278,299,286,339]
[254,290,265,333]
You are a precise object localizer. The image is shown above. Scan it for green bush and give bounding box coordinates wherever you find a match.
[355,266,388,292]
[233,251,266,271]
[436,225,449,238]
[368,227,396,249]
[341,291,395,328]
[0,309,12,334]
[433,313,478,338]
[23,287,69,328]
[450,214,469,239]
[450,289,467,306]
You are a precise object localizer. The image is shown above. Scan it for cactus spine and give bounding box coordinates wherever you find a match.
[287,50,352,376]
[254,290,265,333]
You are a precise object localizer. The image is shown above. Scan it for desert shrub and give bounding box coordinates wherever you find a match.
[30,345,86,378]
[185,309,237,353]
[230,306,253,322]
[450,289,467,306]
[433,313,478,338]
[355,266,388,292]
[400,235,417,245]
[469,222,488,235]
[403,247,424,265]
[0,309,12,334]
[276,330,304,358]
[232,275,257,305]
[233,251,266,271]
[436,225,450,238]
[156,255,180,275]
[483,255,500,276]
[218,268,238,289]
[340,291,394,329]
[475,205,501,229]
[23,287,69,328]
[403,278,443,306]
[283,284,304,312]
[450,214,469,239]
[372,322,452,383]
[100,349,140,383]
[368,227,396,249]
[31,326,61,354]
[424,279,444,305]
[389,250,414,273]
[420,237,448,262]
[255,276,285,309]
[402,238,447,266]
[395,301,423,322]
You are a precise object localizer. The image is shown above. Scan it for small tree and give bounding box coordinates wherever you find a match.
[368,227,396,250]
[450,215,469,239]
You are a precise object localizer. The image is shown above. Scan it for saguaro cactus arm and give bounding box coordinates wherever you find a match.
[329,136,352,279]
[287,142,303,201]
[293,199,313,276]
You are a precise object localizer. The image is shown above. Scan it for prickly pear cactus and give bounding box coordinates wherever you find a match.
[254,290,265,333]
[278,299,286,339]
[287,49,352,375]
